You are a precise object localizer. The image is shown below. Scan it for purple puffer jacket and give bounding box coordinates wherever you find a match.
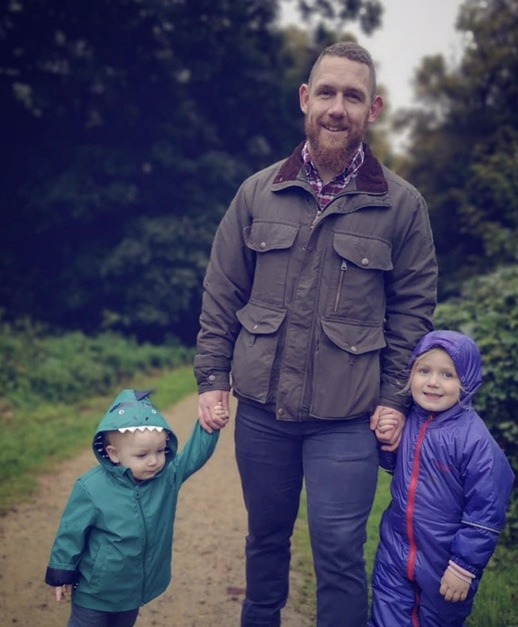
[371,331,515,626]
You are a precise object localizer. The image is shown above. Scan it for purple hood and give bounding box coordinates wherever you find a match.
[409,330,483,400]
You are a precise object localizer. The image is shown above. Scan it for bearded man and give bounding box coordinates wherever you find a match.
[194,41,438,627]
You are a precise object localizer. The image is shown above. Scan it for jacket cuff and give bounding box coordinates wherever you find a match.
[449,556,480,579]
[45,566,79,586]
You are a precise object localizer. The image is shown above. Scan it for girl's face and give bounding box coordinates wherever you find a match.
[106,429,167,482]
[410,348,461,413]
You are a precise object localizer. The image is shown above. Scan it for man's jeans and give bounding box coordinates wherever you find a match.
[235,402,379,627]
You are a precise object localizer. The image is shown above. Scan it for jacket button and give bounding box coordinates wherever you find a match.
[253,324,258,330]
[350,345,358,352]
[208,374,216,382]
[361,258,369,266]
[277,408,285,417]
[260,241,266,249]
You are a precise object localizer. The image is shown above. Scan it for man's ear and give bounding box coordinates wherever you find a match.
[368,95,384,124]
[105,445,120,464]
[299,83,309,115]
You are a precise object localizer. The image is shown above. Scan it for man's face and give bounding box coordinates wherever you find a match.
[299,55,383,179]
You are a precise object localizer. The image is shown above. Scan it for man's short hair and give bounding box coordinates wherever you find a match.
[308,41,377,99]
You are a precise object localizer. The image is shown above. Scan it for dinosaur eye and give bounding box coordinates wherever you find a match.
[118,409,125,415]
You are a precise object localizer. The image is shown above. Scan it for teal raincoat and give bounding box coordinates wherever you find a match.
[45,389,219,612]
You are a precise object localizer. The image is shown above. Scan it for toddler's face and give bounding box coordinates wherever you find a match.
[106,429,167,481]
[410,348,461,413]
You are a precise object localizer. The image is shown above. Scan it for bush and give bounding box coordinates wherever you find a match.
[0,316,194,408]
[434,265,518,547]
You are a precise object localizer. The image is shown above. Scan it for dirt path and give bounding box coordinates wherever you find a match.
[0,394,312,627]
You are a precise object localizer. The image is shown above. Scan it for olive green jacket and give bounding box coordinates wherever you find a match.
[195,143,437,420]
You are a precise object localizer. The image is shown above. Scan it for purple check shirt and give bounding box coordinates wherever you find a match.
[302,142,365,210]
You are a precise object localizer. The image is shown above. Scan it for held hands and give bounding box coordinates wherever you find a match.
[198,390,230,433]
[54,584,72,602]
[440,561,475,603]
[370,406,405,451]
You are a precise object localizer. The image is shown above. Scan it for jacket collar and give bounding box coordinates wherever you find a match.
[272,141,388,194]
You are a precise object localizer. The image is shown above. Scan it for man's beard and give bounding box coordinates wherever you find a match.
[305,118,363,176]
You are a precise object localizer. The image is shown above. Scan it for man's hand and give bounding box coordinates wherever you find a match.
[370,405,405,452]
[440,562,474,602]
[198,390,230,433]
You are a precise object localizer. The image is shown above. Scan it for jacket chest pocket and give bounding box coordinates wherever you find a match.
[331,233,393,320]
[244,221,299,306]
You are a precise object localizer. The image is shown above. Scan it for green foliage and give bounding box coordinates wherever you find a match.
[434,265,518,547]
[0,315,194,408]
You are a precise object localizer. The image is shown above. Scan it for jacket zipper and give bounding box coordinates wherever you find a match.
[406,413,434,627]
[135,487,147,602]
[333,260,348,312]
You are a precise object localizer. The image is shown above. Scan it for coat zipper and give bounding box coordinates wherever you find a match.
[406,413,434,627]
[333,260,348,312]
[135,487,147,602]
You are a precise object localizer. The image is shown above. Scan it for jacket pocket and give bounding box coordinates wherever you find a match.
[331,233,392,318]
[244,221,299,305]
[232,301,287,403]
[311,318,386,418]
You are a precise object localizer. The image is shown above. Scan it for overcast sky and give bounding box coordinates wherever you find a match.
[280,0,466,113]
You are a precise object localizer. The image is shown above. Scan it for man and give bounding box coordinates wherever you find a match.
[194,41,437,627]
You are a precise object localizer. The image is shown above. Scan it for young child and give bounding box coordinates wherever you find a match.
[45,388,226,627]
[369,330,514,627]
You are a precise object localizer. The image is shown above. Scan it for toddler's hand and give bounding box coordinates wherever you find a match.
[54,584,72,602]
[212,401,230,430]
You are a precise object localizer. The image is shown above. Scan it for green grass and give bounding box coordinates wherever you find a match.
[291,471,518,625]
[0,366,197,514]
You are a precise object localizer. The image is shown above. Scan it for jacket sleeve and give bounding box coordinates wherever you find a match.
[194,183,256,393]
[378,446,397,475]
[173,421,220,484]
[45,480,96,586]
[379,186,437,412]
[449,427,515,577]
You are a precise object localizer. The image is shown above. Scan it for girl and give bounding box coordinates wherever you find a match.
[369,330,514,627]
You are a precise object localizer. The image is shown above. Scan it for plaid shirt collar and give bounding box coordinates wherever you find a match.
[302,142,365,209]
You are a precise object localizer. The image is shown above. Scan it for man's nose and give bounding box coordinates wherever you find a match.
[328,95,347,115]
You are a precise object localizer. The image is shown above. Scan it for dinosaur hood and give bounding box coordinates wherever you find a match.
[92,389,178,466]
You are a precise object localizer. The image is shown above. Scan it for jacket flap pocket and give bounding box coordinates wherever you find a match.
[244,221,299,253]
[236,302,287,334]
[333,233,392,271]
[321,319,386,355]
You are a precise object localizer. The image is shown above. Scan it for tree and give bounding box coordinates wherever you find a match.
[0,0,382,343]
[396,0,518,298]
